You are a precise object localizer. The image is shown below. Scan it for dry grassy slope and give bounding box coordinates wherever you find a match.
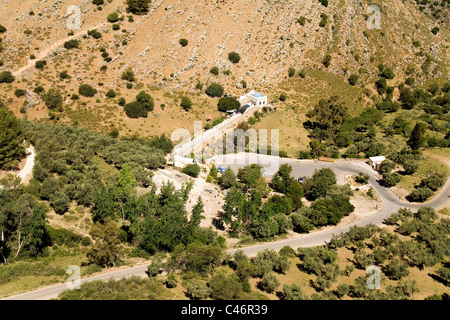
[0,0,448,142]
[1,0,448,90]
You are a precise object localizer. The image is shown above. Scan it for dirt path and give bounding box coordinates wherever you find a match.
[12,23,106,77]
[17,145,35,185]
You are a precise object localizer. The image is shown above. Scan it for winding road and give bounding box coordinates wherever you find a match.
[2,153,449,300]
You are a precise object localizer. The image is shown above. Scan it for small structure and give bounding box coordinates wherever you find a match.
[239,90,268,107]
[217,166,228,173]
[237,104,251,114]
[369,156,386,171]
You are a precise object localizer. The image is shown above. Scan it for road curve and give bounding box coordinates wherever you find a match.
[3,153,449,300]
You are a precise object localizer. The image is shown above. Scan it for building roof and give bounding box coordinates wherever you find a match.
[369,156,386,162]
[253,92,262,98]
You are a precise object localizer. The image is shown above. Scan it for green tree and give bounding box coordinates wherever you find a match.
[113,164,137,221]
[121,68,135,82]
[209,271,242,300]
[210,66,219,76]
[78,84,97,97]
[205,83,224,97]
[87,217,122,267]
[0,105,25,169]
[42,89,63,110]
[0,71,15,83]
[180,97,193,111]
[259,272,280,293]
[228,51,241,63]
[126,0,151,15]
[182,164,200,177]
[217,97,240,112]
[185,279,211,300]
[179,38,188,47]
[385,258,410,280]
[282,284,306,300]
[219,168,237,189]
[407,123,427,150]
[309,168,337,199]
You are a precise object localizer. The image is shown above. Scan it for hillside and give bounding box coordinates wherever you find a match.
[0,0,448,107]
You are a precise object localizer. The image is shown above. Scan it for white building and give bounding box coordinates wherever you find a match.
[239,90,268,107]
[369,156,386,171]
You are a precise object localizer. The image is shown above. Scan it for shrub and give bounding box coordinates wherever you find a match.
[59,71,70,79]
[14,89,26,97]
[228,51,241,63]
[217,97,240,112]
[112,24,120,30]
[106,90,116,98]
[87,29,102,39]
[180,97,192,111]
[92,0,104,5]
[408,187,433,202]
[0,71,15,83]
[431,27,439,35]
[121,68,135,81]
[42,89,63,110]
[288,67,295,77]
[323,54,331,67]
[383,172,402,187]
[78,84,97,97]
[297,16,306,26]
[126,0,151,15]
[205,83,224,97]
[179,38,188,47]
[210,66,219,76]
[279,93,287,101]
[118,97,126,106]
[348,74,359,86]
[0,25,6,33]
[63,39,80,49]
[35,60,47,70]
[33,86,44,94]
[182,164,201,177]
[107,12,119,23]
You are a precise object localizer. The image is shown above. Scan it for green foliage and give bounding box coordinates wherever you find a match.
[228,51,241,63]
[12,89,24,98]
[0,189,49,261]
[126,0,151,15]
[322,54,331,67]
[35,60,47,70]
[107,12,119,23]
[210,66,219,76]
[297,16,306,26]
[218,97,240,112]
[179,38,188,47]
[185,279,211,299]
[0,71,15,83]
[383,172,402,187]
[205,83,224,97]
[282,283,306,300]
[209,271,243,300]
[63,39,80,49]
[182,164,200,177]
[259,272,280,293]
[124,91,154,118]
[348,74,359,86]
[0,105,25,169]
[59,276,171,300]
[42,89,63,110]
[407,123,427,150]
[87,217,122,267]
[121,68,135,82]
[0,25,6,33]
[219,168,237,189]
[78,84,97,97]
[180,96,193,111]
[288,67,295,77]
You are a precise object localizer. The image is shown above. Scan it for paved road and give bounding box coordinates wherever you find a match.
[3,153,449,300]
[214,153,450,256]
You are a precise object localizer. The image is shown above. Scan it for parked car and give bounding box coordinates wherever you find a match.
[297,176,304,183]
